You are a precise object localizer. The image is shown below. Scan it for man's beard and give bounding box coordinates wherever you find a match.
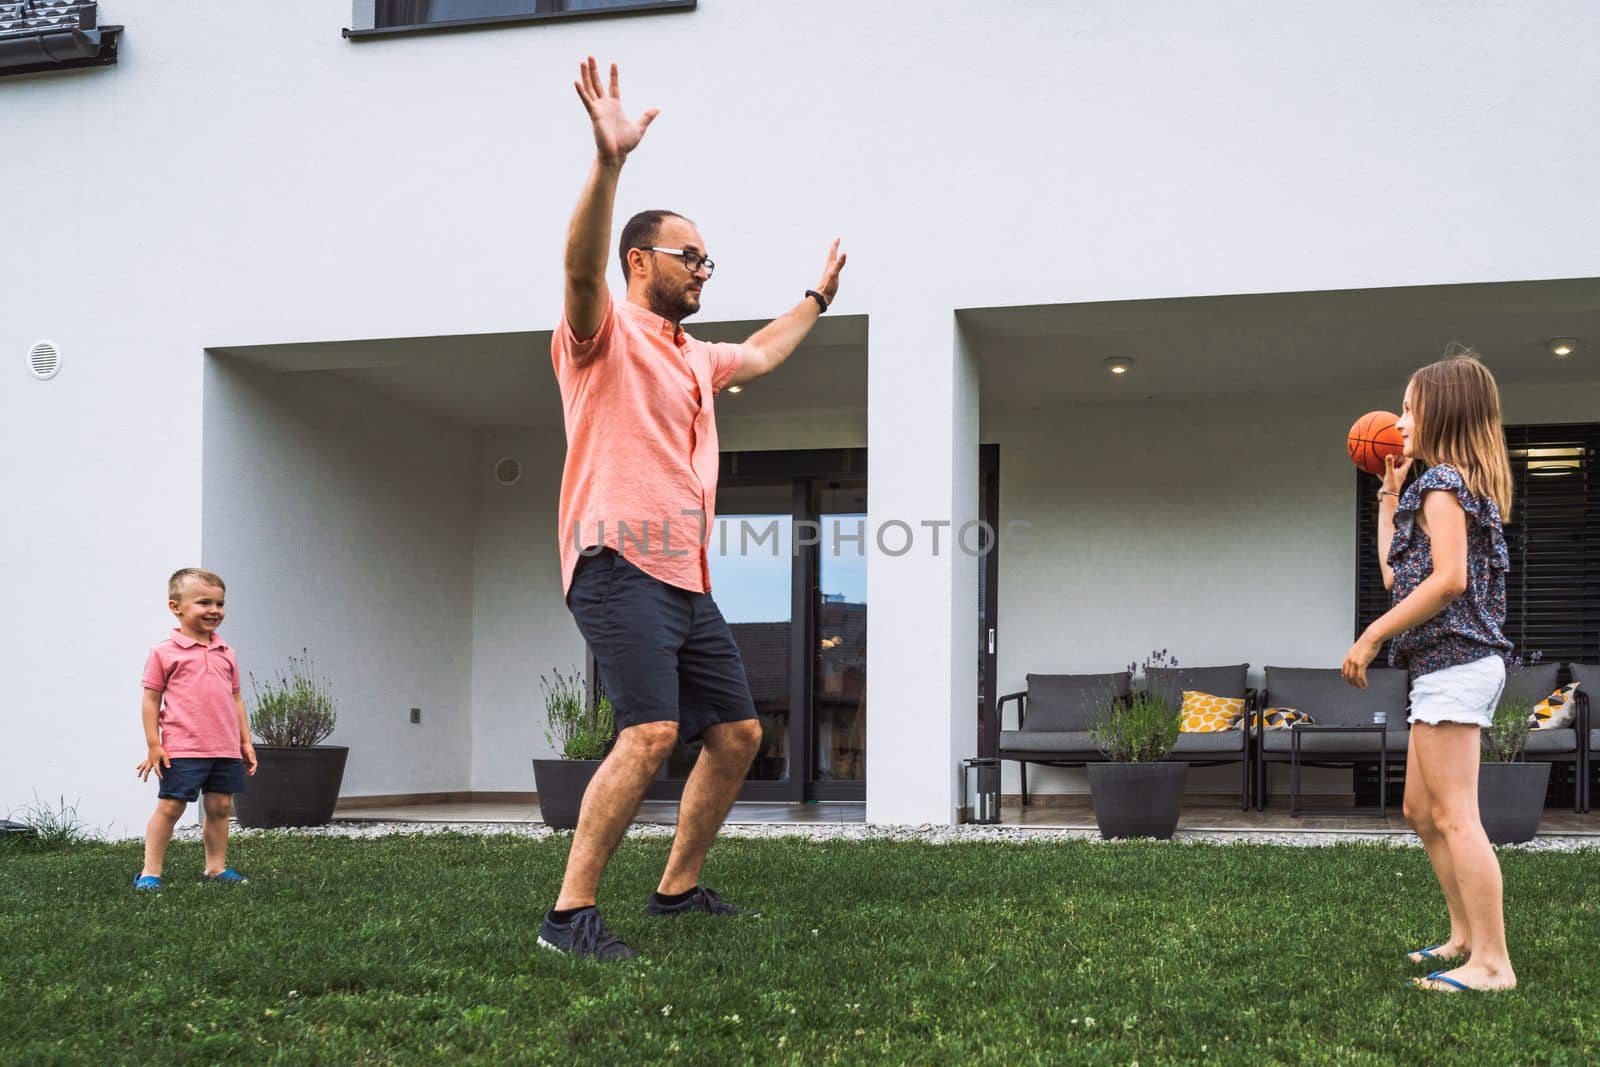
[646,277,699,323]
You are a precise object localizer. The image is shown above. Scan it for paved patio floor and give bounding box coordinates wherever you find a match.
[333,797,1597,836]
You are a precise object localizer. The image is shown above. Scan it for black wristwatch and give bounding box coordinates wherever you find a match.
[805,289,829,313]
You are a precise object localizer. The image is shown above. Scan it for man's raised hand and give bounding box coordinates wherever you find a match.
[575,57,658,165]
[815,239,847,306]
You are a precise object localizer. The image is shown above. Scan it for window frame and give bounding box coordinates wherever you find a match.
[345,0,695,40]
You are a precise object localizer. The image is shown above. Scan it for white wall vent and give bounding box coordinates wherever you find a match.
[28,340,60,380]
[494,457,523,487]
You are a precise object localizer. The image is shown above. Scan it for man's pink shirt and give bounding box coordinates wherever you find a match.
[552,298,745,596]
[142,630,243,759]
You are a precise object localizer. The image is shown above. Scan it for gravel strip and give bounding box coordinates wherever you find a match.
[169,821,1600,852]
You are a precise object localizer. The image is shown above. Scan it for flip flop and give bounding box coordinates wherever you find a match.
[1408,943,1461,964]
[1413,970,1506,993]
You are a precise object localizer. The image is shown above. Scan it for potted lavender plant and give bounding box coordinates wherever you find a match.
[1087,651,1187,839]
[531,668,615,830]
[233,651,348,829]
[1478,652,1551,845]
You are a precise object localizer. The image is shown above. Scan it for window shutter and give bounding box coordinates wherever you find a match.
[1355,423,1600,664]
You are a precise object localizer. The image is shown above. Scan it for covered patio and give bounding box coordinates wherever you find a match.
[968,277,1600,812]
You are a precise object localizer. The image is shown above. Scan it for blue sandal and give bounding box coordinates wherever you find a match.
[202,867,248,885]
[1414,971,1482,993]
[132,874,163,892]
[1408,943,1461,964]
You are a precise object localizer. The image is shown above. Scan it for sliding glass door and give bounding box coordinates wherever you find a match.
[642,451,869,802]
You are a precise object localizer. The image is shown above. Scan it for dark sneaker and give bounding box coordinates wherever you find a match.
[645,886,750,917]
[537,909,637,962]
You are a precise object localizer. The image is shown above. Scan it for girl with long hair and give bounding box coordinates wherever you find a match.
[1342,349,1517,993]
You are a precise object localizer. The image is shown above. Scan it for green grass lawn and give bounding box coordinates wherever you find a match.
[2,833,1596,1065]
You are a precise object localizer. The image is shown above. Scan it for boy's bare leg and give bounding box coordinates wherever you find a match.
[141,798,186,877]
[658,719,762,895]
[554,721,679,911]
[201,793,234,876]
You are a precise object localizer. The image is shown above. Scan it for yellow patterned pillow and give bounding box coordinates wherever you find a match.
[1179,690,1245,732]
[1250,707,1316,730]
[1529,683,1580,730]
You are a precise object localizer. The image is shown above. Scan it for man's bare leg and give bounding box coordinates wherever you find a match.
[658,719,762,895]
[554,720,678,911]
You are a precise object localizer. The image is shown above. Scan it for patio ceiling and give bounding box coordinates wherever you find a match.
[965,277,1600,410]
[213,278,1598,429]
[213,314,868,431]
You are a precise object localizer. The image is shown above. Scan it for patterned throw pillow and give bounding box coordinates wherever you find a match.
[1528,682,1580,729]
[1250,707,1316,730]
[1179,690,1245,732]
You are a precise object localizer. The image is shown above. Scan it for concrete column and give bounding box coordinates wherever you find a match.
[865,308,980,824]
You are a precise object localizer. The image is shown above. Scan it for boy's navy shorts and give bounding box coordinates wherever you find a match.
[157,758,247,802]
[567,548,758,743]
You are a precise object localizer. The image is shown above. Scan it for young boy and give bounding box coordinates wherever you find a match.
[134,568,257,890]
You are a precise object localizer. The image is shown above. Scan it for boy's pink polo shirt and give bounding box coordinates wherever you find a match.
[141,630,243,759]
[552,297,745,596]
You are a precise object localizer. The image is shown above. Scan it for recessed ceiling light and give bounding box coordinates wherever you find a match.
[1548,337,1578,358]
[1104,356,1134,375]
[727,385,743,394]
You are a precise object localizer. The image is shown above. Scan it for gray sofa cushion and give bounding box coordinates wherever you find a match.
[1169,730,1245,756]
[1145,664,1249,711]
[1522,728,1577,755]
[1021,672,1130,732]
[999,729,1100,756]
[1502,661,1562,707]
[1263,666,1409,727]
[1261,728,1404,755]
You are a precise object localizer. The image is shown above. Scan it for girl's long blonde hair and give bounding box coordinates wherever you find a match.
[1408,347,1513,521]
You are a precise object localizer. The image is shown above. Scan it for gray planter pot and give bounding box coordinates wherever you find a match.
[1478,760,1550,845]
[532,758,603,831]
[1087,762,1187,839]
[234,745,349,828]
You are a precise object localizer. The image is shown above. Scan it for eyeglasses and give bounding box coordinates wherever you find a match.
[645,246,715,278]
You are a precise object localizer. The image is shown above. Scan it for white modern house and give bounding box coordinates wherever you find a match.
[4,0,1598,838]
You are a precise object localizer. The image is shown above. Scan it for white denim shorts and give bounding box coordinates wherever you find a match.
[1407,654,1506,728]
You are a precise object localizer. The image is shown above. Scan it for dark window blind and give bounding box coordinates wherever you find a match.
[1355,423,1600,665]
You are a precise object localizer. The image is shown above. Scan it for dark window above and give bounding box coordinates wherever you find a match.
[346,0,695,40]
[0,0,121,78]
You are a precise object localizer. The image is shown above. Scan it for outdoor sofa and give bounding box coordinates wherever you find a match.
[997,671,1130,808]
[1255,666,1410,812]
[997,664,1256,811]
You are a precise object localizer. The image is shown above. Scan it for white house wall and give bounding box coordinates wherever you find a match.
[4,0,1599,831]
[200,361,477,815]
[468,427,582,791]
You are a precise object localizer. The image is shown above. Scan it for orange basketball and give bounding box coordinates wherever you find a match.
[1347,411,1405,476]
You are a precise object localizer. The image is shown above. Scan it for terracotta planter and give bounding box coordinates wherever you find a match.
[1478,760,1550,845]
[532,758,603,830]
[1087,762,1188,839]
[234,745,349,828]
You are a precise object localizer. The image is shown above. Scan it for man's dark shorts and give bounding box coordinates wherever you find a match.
[567,548,758,742]
[157,758,247,802]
